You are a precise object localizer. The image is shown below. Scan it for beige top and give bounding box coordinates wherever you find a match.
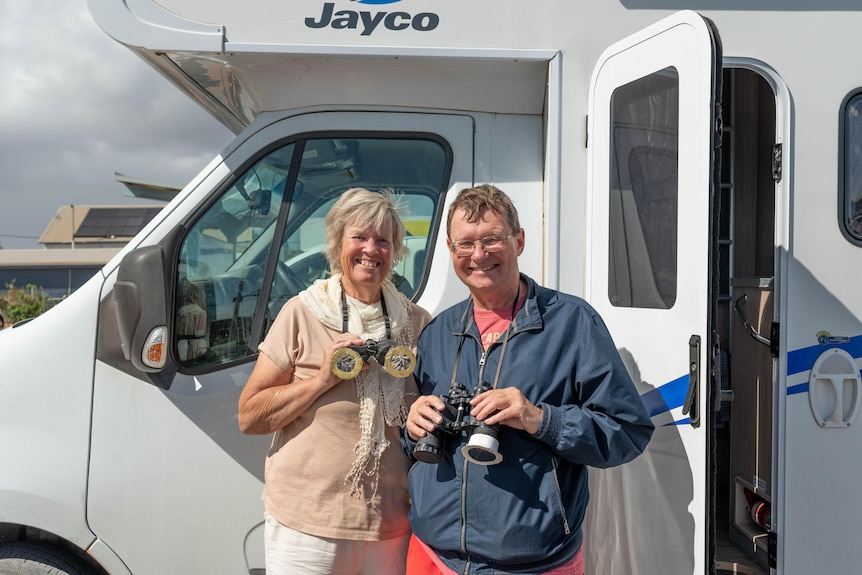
[258,296,430,541]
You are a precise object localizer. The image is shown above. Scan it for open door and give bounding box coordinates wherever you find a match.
[584,11,722,575]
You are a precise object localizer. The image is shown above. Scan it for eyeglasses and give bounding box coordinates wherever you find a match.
[449,234,513,257]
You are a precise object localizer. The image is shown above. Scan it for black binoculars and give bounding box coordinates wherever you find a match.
[413,382,502,466]
[330,339,416,379]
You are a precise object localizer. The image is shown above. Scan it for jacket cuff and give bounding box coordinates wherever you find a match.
[531,402,553,440]
[401,427,419,459]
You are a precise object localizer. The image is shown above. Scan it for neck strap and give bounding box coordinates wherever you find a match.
[341,282,391,339]
[450,283,520,391]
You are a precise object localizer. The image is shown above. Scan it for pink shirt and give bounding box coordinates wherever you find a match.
[472,291,527,348]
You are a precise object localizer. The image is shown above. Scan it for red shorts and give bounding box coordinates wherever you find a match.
[406,534,585,575]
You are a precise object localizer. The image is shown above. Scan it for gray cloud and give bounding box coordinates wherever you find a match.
[0,0,233,249]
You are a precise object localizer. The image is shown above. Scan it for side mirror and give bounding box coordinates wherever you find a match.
[114,240,179,389]
[115,245,168,371]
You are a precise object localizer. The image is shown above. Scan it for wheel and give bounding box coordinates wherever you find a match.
[274,260,308,300]
[0,542,95,575]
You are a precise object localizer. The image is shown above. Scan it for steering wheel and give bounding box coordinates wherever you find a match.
[273,261,307,301]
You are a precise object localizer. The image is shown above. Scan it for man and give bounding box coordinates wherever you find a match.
[404,184,655,575]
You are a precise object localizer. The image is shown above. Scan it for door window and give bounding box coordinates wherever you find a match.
[841,90,862,244]
[608,67,680,309]
[174,135,450,370]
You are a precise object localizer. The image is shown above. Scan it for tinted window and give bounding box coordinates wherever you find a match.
[841,91,862,243]
[174,135,449,370]
[608,67,679,309]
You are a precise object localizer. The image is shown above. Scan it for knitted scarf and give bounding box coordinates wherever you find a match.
[299,273,415,500]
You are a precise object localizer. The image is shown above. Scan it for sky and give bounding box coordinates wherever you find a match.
[0,0,235,249]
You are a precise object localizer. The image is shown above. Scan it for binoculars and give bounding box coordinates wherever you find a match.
[330,339,416,379]
[413,382,502,466]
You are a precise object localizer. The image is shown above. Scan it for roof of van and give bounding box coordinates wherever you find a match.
[87,0,554,133]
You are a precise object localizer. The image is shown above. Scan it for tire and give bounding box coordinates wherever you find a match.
[0,542,95,575]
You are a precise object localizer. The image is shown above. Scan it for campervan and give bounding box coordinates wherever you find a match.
[0,1,860,574]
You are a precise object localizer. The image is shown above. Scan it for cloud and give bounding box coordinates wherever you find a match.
[0,0,233,248]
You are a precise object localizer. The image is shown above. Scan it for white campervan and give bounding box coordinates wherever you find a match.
[1,1,861,574]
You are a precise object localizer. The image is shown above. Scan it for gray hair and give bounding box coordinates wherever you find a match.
[325,187,408,274]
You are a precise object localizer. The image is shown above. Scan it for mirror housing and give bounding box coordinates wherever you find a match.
[115,245,168,372]
[114,231,181,390]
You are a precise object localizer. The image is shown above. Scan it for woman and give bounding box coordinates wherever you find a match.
[238,187,431,575]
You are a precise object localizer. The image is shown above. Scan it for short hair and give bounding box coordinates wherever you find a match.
[446,184,522,238]
[325,187,408,274]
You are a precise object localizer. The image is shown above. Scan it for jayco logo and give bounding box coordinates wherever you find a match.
[306,1,440,35]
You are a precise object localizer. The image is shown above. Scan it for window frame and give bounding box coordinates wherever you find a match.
[839,88,862,246]
[172,130,454,375]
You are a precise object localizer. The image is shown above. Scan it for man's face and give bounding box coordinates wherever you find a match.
[447,207,524,303]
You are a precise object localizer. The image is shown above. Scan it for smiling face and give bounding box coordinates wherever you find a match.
[448,207,524,309]
[339,220,394,302]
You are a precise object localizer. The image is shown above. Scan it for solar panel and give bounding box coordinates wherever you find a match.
[75,207,162,238]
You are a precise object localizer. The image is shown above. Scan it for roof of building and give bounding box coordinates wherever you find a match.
[0,247,121,267]
[38,205,163,246]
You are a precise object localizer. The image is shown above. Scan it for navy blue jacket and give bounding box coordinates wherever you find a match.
[405,276,654,574]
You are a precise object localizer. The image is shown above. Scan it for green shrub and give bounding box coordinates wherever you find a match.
[0,282,53,326]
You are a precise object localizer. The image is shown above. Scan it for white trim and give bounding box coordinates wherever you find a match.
[87,0,224,51]
[544,53,563,290]
[223,43,558,61]
[724,56,792,574]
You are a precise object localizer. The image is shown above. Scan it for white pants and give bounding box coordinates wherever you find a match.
[264,511,409,575]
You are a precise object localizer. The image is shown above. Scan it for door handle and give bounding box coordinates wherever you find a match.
[682,335,701,428]
[809,348,862,428]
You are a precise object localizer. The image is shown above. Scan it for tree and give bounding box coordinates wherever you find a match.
[0,282,53,326]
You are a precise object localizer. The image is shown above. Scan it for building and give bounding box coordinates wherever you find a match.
[0,175,178,300]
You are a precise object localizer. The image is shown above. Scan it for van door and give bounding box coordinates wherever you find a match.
[89,111,473,574]
[583,11,722,575]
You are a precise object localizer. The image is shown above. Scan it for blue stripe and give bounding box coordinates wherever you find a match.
[641,373,689,418]
[641,335,862,422]
[787,334,862,377]
[787,382,808,395]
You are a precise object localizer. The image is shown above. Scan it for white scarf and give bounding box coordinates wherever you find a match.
[299,273,415,500]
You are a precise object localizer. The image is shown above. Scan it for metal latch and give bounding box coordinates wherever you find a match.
[682,335,700,428]
[733,294,778,358]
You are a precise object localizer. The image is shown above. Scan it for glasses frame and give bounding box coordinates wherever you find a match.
[448,233,514,257]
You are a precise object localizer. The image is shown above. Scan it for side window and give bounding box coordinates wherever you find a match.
[175,135,449,370]
[841,90,862,244]
[608,67,680,309]
[175,144,293,368]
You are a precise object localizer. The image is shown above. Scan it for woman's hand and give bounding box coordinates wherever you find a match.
[237,333,365,435]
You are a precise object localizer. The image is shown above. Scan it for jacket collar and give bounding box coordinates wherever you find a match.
[451,274,543,338]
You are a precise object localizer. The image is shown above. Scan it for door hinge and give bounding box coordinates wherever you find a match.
[772,143,783,183]
[585,115,589,148]
[768,530,777,568]
[770,321,779,358]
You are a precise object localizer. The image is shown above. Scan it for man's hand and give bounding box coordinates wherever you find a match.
[470,387,543,435]
[406,394,447,441]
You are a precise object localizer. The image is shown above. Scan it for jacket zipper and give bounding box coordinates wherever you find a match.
[551,456,571,534]
[459,346,486,569]
[460,454,472,575]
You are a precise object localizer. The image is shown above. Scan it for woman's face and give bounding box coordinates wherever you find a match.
[339,220,394,300]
